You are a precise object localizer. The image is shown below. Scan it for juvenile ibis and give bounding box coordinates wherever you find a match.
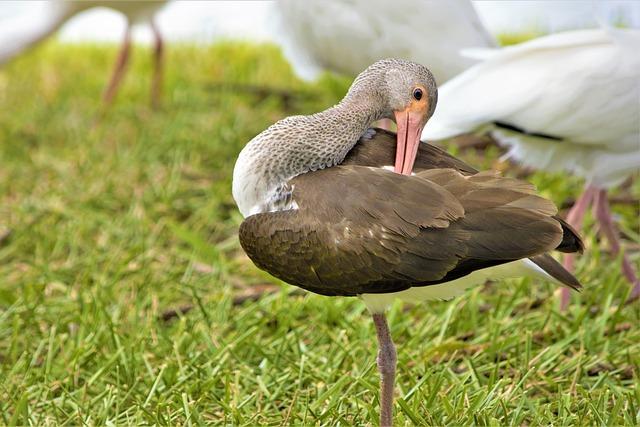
[232,59,583,425]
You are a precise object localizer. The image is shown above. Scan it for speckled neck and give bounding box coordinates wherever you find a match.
[232,89,388,217]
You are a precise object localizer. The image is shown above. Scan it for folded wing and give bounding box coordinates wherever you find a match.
[239,165,566,296]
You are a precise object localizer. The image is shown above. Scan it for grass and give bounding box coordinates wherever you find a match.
[0,40,638,426]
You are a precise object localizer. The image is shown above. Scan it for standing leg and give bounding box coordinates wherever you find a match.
[372,313,397,427]
[593,188,640,303]
[102,24,132,106]
[560,185,597,310]
[150,19,163,109]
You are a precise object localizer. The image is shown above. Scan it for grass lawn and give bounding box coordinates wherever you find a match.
[0,41,639,426]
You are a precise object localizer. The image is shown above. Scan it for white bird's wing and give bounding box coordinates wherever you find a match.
[422,28,640,187]
[372,0,497,82]
[274,0,496,82]
[274,0,378,81]
[423,29,639,143]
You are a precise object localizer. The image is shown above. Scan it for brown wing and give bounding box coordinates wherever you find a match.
[239,166,567,297]
[346,128,584,267]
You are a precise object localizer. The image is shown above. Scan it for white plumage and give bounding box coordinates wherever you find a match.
[274,0,496,83]
[362,259,557,313]
[422,28,640,189]
[422,28,640,306]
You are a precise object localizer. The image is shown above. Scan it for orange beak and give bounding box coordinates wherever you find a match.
[394,108,426,175]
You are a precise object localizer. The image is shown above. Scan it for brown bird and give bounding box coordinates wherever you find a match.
[232,59,583,426]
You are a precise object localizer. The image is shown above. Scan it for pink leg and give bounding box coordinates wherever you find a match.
[372,313,396,427]
[150,19,163,109]
[593,189,640,303]
[102,24,132,105]
[560,185,597,310]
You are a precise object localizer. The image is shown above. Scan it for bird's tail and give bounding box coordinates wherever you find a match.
[526,218,584,291]
[553,216,585,254]
[528,254,582,291]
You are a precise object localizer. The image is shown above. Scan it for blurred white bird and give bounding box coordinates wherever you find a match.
[422,28,640,307]
[273,0,496,83]
[474,1,640,35]
[0,0,168,107]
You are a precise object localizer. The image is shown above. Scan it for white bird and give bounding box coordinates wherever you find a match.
[0,0,168,107]
[273,0,496,83]
[422,28,640,307]
[474,1,640,36]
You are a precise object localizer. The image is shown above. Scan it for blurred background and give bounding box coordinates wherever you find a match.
[2,0,640,44]
[0,1,638,425]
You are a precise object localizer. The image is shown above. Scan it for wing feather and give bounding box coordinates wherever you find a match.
[239,165,565,296]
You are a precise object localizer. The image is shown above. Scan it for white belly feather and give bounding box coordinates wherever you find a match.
[361,258,554,313]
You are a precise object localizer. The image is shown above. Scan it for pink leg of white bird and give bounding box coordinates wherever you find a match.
[560,185,597,310]
[372,313,396,427]
[150,19,163,109]
[102,24,132,105]
[593,188,640,303]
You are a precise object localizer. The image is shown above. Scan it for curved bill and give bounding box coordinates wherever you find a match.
[394,109,426,176]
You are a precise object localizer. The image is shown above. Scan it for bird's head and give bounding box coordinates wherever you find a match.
[348,59,438,175]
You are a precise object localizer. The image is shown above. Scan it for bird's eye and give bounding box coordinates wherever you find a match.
[413,88,423,101]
